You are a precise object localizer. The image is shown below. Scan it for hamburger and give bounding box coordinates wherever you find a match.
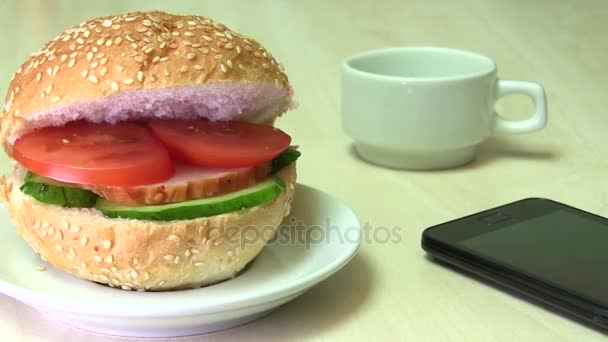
[0,11,298,291]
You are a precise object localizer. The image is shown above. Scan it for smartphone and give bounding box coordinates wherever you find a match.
[422,198,608,329]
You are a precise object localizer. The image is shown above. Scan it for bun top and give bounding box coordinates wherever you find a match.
[1,11,293,155]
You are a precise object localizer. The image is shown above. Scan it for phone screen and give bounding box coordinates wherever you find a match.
[458,210,608,307]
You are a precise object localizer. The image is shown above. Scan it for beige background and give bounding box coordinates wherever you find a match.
[1,0,608,340]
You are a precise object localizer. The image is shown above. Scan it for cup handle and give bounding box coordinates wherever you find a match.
[493,80,548,134]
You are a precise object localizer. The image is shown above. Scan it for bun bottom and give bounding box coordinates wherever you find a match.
[0,164,296,291]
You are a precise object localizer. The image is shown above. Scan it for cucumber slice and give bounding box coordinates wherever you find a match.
[96,178,285,221]
[20,172,99,208]
[272,147,301,173]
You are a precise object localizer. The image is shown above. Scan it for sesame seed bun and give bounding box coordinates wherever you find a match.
[0,10,298,291]
[0,163,296,291]
[0,10,293,155]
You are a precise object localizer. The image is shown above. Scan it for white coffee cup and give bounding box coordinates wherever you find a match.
[341,47,547,170]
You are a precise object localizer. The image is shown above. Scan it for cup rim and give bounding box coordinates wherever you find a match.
[342,46,497,82]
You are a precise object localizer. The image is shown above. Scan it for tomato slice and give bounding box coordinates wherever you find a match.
[13,122,174,186]
[148,120,292,168]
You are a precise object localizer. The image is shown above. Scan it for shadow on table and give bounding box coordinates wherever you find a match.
[346,136,559,171]
[208,251,375,340]
[424,255,608,335]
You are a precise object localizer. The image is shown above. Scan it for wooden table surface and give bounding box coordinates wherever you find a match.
[1,0,607,340]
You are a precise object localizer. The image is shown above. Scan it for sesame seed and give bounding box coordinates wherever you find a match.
[262,63,270,69]
[88,75,98,84]
[45,84,53,94]
[124,17,136,22]
[163,255,174,260]
[96,38,105,46]
[80,262,87,269]
[131,42,138,49]
[93,255,102,263]
[62,35,70,42]
[137,71,144,82]
[121,285,132,291]
[225,31,233,40]
[111,267,118,272]
[103,240,112,249]
[84,30,91,38]
[55,245,63,251]
[76,38,84,45]
[171,31,179,36]
[254,51,261,57]
[123,78,134,85]
[50,96,60,103]
[70,51,78,58]
[143,46,154,54]
[40,92,46,100]
[68,59,76,68]
[183,40,192,46]
[92,46,99,53]
[164,69,170,76]
[133,258,139,265]
[61,54,68,62]
[142,19,152,26]
[159,56,169,62]
[100,57,108,65]
[187,53,196,60]
[110,81,119,91]
[159,42,167,49]
[152,56,160,63]
[185,249,191,257]
[102,19,112,27]
[144,272,150,280]
[69,224,80,233]
[184,31,193,36]
[200,47,209,54]
[105,40,112,47]
[125,35,135,42]
[62,138,69,144]
[136,26,147,33]
[80,236,88,246]
[134,56,145,63]
[202,35,213,41]
[99,275,109,282]
[86,52,93,61]
[194,262,204,267]
[112,24,121,30]
[226,59,233,68]
[69,248,77,257]
[167,235,180,241]
[100,67,108,77]
[46,67,52,76]
[220,64,227,73]
[90,61,99,69]
[244,45,253,51]
[180,66,189,73]
[114,36,123,45]
[36,266,47,271]
[69,43,76,50]
[116,65,124,72]
[194,64,204,70]
[105,255,113,263]
[214,54,224,60]
[214,32,225,37]
[225,43,234,49]
[210,47,220,53]
[191,248,200,254]
[130,269,139,279]
[36,73,42,82]
[52,65,59,76]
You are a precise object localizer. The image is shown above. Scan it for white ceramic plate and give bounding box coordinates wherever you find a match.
[0,184,361,338]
